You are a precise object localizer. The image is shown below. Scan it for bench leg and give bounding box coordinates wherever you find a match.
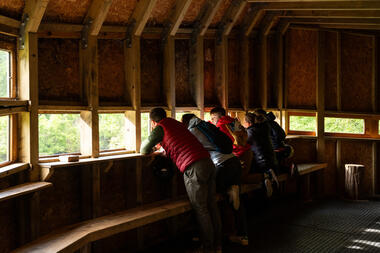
[303,174,312,202]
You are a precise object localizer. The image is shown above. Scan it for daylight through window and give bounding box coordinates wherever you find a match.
[99,113,126,150]
[0,115,9,163]
[0,50,10,97]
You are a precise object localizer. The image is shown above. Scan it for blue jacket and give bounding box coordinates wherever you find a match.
[266,112,286,150]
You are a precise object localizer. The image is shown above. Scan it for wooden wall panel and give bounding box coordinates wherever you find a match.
[285,29,317,109]
[341,33,373,112]
[182,0,207,27]
[228,38,242,108]
[377,142,380,195]
[98,39,129,105]
[141,39,165,106]
[141,156,171,204]
[39,167,82,236]
[0,0,24,20]
[93,230,138,253]
[267,35,277,108]
[38,39,81,103]
[204,39,219,107]
[340,140,373,198]
[210,0,232,28]
[286,138,317,164]
[104,0,137,26]
[324,139,337,196]
[175,39,194,107]
[325,32,337,111]
[43,0,91,24]
[142,221,170,248]
[147,0,176,27]
[249,37,261,108]
[100,160,137,216]
[0,176,17,253]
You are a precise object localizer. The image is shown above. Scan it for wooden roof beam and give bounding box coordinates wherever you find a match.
[193,0,224,38]
[219,0,247,37]
[281,17,380,26]
[260,12,281,36]
[241,7,266,36]
[277,19,290,35]
[166,0,193,37]
[84,0,113,36]
[280,10,380,18]
[127,0,158,37]
[250,1,380,10]
[23,0,49,33]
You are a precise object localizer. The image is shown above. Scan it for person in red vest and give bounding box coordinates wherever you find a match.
[141,108,222,253]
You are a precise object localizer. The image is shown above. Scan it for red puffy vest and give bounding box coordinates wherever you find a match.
[158,118,210,173]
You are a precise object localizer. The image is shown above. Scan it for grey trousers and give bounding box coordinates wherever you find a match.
[184,158,222,250]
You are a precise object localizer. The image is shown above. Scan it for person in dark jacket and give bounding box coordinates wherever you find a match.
[141,108,222,253]
[245,112,279,197]
[254,109,296,176]
[182,114,249,246]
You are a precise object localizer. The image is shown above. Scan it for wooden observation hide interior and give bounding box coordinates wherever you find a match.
[0,0,380,252]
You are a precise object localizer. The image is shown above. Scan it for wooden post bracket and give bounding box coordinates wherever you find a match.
[18,14,29,50]
[125,19,136,48]
[81,18,93,49]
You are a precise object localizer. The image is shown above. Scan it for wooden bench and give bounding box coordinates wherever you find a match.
[0,182,52,203]
[13,163,326,253]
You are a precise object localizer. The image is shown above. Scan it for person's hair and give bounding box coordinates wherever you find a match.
[181,113,196,127]
[245,113,256,125]
[254,108,267,117]
[150,107,167,122]
[210,107,226,116]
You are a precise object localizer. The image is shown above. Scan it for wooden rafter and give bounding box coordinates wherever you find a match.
[277,19,290,35]
[241,7,265,36]
[250,1,380,10]
[128,0,158,37]
[260,12,281,36]
[193,0,224,37]
[280,10,380,18]
[24,0,50,33]
[280,17,380,25]
[219,0,247,36]
[165,0,193,37]
[84,0,113,36]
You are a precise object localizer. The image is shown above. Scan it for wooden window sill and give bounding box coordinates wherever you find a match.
[0,163,29,179]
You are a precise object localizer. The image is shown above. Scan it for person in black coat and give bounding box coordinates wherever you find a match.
[245,113,278,197]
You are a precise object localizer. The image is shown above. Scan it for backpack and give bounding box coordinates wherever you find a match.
[196,121,233,154]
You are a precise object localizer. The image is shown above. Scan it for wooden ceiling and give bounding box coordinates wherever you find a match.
[0,0,379,39]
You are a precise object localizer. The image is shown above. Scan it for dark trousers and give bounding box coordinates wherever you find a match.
[184,158,222,250]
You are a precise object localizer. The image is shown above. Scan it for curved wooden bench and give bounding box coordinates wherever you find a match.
[13,163,327,253]
[0,182,52,203]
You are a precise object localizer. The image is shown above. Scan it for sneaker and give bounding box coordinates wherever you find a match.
[264,177,273,198]
[229,235,249,246]
[269,169,279,188]
[227,185,240,210]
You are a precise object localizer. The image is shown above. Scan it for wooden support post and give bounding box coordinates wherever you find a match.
[190,36,205,118]
[260,33,268,109]
[240,36,250,112]
[80,36,99,158]
[372,142,377,196]
[276,31,284,110]
[125,37,141,152]
[336,32,342,111]
[215,36,228,109]
[372,36,378,113]
[163,36,175,117]
[316,31,326,198]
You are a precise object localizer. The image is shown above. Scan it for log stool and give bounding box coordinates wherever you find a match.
[345,164,365,200]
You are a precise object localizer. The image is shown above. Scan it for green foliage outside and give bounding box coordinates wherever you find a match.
[325,117,364,134]
[289,116,316,132]
[0,116,8,162]
[204,112,211,122]
[141,113,150,144]
[99,114,125,150]
[39,114,80,156]
[0,50,10,97]
[175,112,185,121]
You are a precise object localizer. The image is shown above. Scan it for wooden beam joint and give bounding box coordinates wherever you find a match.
[81,18,93,49]
[18,14,30,50]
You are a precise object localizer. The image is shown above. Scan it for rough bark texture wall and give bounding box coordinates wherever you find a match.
[0,0,24,20]
[98,39,129,105]
[341,33,373,112]
[175,39,194,107]
[147,0,176,27]
[104,0,137,25]
[141,39,164,106]
[210,0,232,28]
[43,0,91,24]
[204,39,219,107]
[228,39,241,108]
[285,29,317,109]
[267,35,277,108]
[182,0,207,27]
[38,39,81,103]
[325,32,338,111]
[249,37,261,108]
